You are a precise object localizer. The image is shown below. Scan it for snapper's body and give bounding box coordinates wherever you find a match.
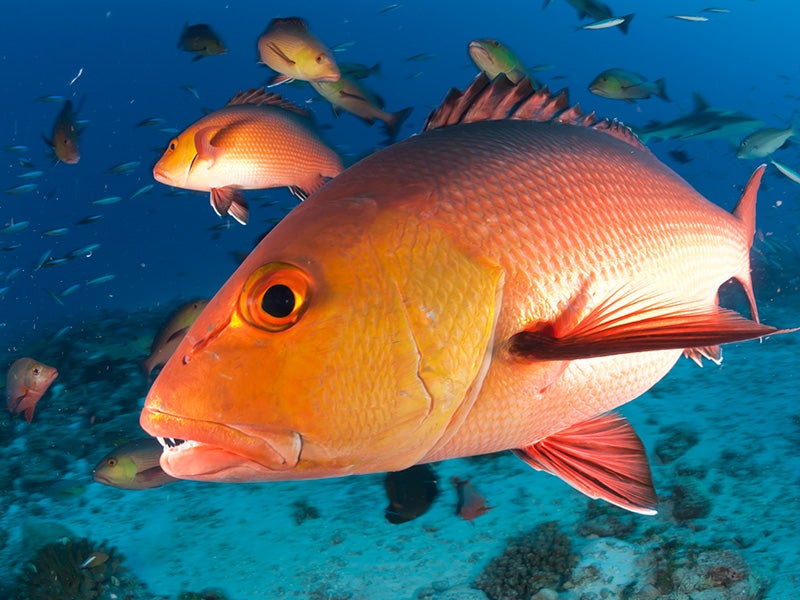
[141,76,788,514]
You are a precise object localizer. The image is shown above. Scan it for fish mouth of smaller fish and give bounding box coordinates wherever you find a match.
[142,407,302,478]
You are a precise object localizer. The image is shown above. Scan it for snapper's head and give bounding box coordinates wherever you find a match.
[140,176,502,482]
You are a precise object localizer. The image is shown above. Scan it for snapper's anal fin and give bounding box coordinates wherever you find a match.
[508,283,791,361]
[515,412,657,515]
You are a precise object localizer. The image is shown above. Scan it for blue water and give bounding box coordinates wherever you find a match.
[2,1,799,598]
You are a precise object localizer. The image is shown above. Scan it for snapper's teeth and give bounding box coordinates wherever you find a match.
[156,437,187,450]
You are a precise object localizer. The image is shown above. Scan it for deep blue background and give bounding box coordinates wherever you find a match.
[2,0,799,348]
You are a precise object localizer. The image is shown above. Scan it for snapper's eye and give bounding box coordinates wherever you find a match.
[168,140,177,151]
[239,263,311,332]
[316,54,326,64]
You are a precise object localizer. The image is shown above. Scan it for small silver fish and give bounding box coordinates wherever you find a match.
[771,160,800,185]
[42,227,70,237]
[670,15,710,22]
[86,274,115,285]
[130,184,154,200]
[93,196,122,205]
[106,161,141,174]
[5,183,38,195]
[0,221,30,234]
[581,14,634,33]
[17,170,44,179]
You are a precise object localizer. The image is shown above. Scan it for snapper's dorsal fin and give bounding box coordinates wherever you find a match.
[423,73,647,152]
[226,88,310,119]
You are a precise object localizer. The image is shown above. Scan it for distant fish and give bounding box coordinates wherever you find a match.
[589,68,668,103]
[76,214,104,225]
[634,93,763,144]
[0,221,30,234]
[105,161,141,174]
[42,227,69,237]
[33,249,53,272]
[2,243,22,252]
[544,0,614,21]
[4,145,29,153]
[5,183,38,195]
[86,274,115,285]
[6,357,59,423]
[669,15,709,22]
[17,170,44,179]
[257,17,341,86]
[384,464,439,524]
[702,7,731,13]
[771,160,800,185]
[339,62,382,80]
[93,438,178,490]
[668,149,693,164]
[311,75,413,143]
[153,89,343,224]
[67,243,101,259]
[141,299,209,380]
[36,95,65,103]
[580,14,634,33]
[177,23,227,61]
[330,41,357,53]
[136,117,168,127]
[452,477,492,522]
[129,184,154,200]
[737,117,797,159]
[59,283,81,297]
[93,195,122,205]
[180,85,200,100]
[43,100,81,164]
[380,3,402,13]
[4,266,22,279]
[405,52,436,62]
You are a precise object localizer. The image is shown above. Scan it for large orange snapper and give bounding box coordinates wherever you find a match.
[141,75,793,514]
[153,89,342,225]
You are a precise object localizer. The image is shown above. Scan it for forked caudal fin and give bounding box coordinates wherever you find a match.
[732,164,766,323]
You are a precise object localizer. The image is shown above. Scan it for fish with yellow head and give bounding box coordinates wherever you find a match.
[141,75,793,514]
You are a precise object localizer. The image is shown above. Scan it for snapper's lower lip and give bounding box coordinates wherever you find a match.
[140,407,302,472]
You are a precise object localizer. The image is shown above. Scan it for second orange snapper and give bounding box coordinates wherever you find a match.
[141,75,793,514]
[153,89,343,225]
[43,100,81,164]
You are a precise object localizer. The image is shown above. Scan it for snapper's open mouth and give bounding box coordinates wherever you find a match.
[140,407,302,481]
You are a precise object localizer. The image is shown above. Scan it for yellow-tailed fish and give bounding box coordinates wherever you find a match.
[310,75,412,143]
[467,39,539,88]
[153,89,343,225]
[257,17,340,86]
[93,438,178,490]
[140,75,794,515]
[589,68,669,103]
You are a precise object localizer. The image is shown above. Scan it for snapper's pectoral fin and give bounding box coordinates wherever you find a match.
[514,412,657,515]
[210,187,249,225]
[508,284,789,361]
[193,126,221,167]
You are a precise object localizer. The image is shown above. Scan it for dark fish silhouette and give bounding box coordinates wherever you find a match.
[384,464,439,524]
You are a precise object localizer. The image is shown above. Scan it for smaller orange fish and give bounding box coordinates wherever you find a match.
[141,299,209,380]
[5,358,58,422]
[452,477,492,522]
[153,89,343,224]
[43,100,81,164]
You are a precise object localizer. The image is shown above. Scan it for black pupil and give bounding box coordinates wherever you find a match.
[262,284,295,318]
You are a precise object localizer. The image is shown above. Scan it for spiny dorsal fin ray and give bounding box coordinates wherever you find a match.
[423,73,648,153]
[226,88,310,119]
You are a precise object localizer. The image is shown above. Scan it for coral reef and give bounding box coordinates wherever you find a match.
[291,498,321,525]
[654,423,698,464]
[473,521,577,600]
[12,536,151,599]
[669,476,712,523]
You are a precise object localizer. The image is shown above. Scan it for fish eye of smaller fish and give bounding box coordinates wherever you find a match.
[238,263,311,332]
[315,54,327,64]
[491,40,500,47]
[106,457,117,467]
